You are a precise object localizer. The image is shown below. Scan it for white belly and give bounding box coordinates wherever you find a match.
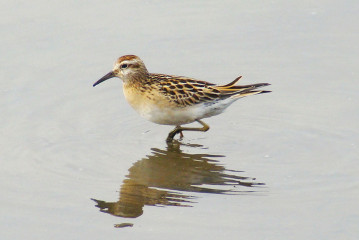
[123,85,236,125]
[131,101,234,126]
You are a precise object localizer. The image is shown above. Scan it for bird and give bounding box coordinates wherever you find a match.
[93,55,270,142]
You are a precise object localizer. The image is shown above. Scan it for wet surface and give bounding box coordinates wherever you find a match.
[1,1,359,240]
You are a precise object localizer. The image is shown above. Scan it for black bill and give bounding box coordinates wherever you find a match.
[93,71,115,87]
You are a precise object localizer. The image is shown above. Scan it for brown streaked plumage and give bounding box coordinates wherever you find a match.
[93,55,271,142]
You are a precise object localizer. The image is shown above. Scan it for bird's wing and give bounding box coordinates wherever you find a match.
[153,74,221,107]
[152,74,270,107]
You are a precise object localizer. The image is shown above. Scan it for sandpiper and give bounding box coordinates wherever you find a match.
[93,55,270,142]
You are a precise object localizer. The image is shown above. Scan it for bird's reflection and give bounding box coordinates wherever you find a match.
[92,142,264,219]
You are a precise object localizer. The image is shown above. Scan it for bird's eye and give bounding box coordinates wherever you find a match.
[121,64,128,69]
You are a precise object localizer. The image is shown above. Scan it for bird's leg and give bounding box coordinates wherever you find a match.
[166,120,210,142]
[178,120,210,133]
[179,130,184,139]
[167,125,182,142]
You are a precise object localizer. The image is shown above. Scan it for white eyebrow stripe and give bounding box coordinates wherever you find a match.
[120,60,133,65]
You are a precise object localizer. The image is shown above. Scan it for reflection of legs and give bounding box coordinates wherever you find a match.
[166,120,210,142]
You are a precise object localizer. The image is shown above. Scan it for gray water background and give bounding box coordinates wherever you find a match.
[1,1,358,239]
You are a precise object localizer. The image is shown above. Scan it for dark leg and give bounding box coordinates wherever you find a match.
[167,125,182,142]
[166,120,210,142]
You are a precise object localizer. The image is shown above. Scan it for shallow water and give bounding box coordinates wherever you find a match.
[1,1,359,239]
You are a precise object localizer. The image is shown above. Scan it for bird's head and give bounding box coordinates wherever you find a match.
[93,55,148,87]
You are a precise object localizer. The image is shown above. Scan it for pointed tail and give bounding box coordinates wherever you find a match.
[215,76,271,99]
